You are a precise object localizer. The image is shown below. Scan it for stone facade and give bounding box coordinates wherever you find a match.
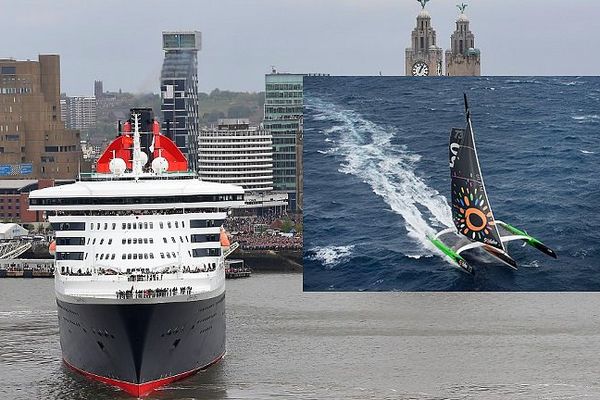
[445,13,481,76]
[405,9,444,76]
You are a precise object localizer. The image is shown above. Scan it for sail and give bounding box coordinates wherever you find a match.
[449,95,505,251]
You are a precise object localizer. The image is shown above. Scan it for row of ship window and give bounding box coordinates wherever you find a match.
[32,194,243,206]
[51,219,224,231]
[56,248,221,261]
[56,234,219,246]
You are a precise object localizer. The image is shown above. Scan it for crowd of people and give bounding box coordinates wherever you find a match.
[2,263,54,273]
[234,233,302,251]
[224,213,302,251]
[116,285,193,299]
[225,215,279,234]
[51,208,215,217]
[60,265,218,278]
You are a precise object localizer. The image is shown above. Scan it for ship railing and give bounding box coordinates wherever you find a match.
[60,270,220,283]
[61,280,216,299]
[58,264,221,279]
[48,208,222,217]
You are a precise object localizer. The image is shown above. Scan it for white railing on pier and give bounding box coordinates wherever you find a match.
[0,241,32,259]
[223,242,239,258]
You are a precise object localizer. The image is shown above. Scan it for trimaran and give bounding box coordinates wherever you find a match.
[428,94,557,274]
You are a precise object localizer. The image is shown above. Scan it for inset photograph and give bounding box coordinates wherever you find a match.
[303,76,599,291]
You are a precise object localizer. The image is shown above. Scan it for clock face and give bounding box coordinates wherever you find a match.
[412,61,429,76]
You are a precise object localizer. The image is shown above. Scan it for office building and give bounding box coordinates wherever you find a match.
[198,119,273,192]
[295,116,303,213]
[263,72,304,209]
[61,96,97,133]
[0,179,72,222]
[160,31,201,171]
[0,55,80,180]
[94,80,103,98]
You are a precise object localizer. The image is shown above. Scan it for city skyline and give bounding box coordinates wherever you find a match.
[1,0,599,94]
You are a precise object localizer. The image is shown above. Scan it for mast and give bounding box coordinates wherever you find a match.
[463,94,505,251]
[131,113,143,179]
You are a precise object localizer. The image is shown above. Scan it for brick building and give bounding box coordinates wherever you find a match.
[0,55,81,180]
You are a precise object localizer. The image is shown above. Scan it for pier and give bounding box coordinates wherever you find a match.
[0,259,54,278]
[225,259,251,279]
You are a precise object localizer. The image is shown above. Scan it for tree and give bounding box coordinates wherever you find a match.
[281,218,294,233]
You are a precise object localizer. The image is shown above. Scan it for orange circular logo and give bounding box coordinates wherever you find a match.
[465,207,487,232]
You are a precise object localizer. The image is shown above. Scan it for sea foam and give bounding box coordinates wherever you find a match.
[308,245,355,269]
[306,97,453,258]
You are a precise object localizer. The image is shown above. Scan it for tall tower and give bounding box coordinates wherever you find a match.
[405,0,443,76]
[160,31,201,171]
[94,80,103,98]
[445,4,481,76]
[263,72,304,210]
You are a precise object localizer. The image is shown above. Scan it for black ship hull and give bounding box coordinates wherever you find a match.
[57,292,226,397]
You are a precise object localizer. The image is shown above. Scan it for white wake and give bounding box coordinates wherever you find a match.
[308,245,355,269]
[307,97,453,257]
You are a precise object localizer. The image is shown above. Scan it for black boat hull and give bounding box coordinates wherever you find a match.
[57,292,226,396]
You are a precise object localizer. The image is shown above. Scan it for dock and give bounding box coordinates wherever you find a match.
[0,258,253,280]
[0,259,54,278]
[225,259,251,279]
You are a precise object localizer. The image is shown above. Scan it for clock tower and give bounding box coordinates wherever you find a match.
[405,1,443,76]
[445,4,481,76]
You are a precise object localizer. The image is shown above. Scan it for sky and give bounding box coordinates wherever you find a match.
[1,0,599,95]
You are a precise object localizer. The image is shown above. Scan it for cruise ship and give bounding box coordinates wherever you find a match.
[29,109,244,397]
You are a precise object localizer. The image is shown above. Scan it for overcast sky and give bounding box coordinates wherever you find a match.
[1,0,599,94]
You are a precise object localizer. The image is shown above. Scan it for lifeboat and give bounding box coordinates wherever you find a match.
[220,228,230,247]
[48,240,56,256]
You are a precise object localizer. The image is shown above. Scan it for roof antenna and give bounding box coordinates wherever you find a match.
[131,113,143,180]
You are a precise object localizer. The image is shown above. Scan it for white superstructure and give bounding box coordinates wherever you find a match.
[29,112,244,303]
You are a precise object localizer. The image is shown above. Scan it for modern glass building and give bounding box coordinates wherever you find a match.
[263,73,304,210]
[264,72,328,211]
[160,31,201,171]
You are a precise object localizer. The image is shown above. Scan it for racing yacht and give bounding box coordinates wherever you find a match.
[428,95,557,273]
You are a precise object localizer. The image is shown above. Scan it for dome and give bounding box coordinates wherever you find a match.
[151,157,169,174]
[429,45,438,50]
[108,157,126,175]
[418,9,431,18]
[457,13,469,22]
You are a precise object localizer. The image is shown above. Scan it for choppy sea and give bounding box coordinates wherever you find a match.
[303,76,600,291]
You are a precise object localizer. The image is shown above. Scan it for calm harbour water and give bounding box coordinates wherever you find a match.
[1,274,600,399]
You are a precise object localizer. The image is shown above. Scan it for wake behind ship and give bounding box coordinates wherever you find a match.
[29,109,244,397]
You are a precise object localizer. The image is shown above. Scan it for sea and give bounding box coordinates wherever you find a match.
[2,275,600,399]
[303,76,600,291]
